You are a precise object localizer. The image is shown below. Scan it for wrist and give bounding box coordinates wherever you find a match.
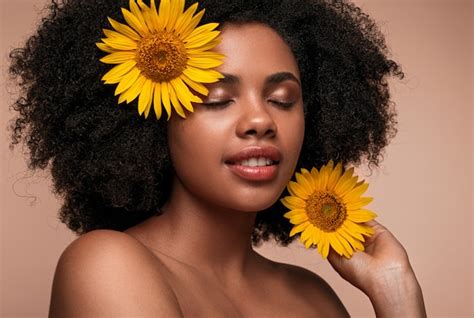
[364,266,426,318]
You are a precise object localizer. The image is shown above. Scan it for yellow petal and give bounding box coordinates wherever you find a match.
[317,234,325,256]
[319,164,331,190]
[161,81,172,120]
[129,0,148,31]
[347,209,378,223]
[96,42,117,54]
[334,167,355,193]
[186,38,221,54]
[103,29,137,42]
[107,17,141,41]
[158,0,171,30]
[167,81,186,118]
[188,51,225,60]
[180,8,205,40]
[343,182,369,203]
[180,74,209,96]
[137,1,156,33]
[125,75,147,103]
[327,161,343,191]
[300,170,316,191]
[340,227,365,251]
[341,223,365,242]
[102,37,137,51]
[289,221,310,237]
[283,209,306,219]
[344,220,373,237]
[144,82,154,118]
[295,172,315,194]
[100,51,136,64]
[321,237,330,259]
[185,30,220,49]
[121,8,148,37]
[102,60,137,83]
[118,74,147,104]
[289,213,309,225]
[337,175,359,198]
[311,227,322,246]
[310,167,321,189]
[346,197,373,210]
[300,226,313,244]
[334,232,353,258]
[166,0,184,30]
[153,82,162,120]
[170,77,195,112]
[186,22,219,42]
[175,3,199,36]
[149,0,162,31]
[138,78,153,116]
[187,57,224,69]
[287,181,310,200]
[280,196,306,210]
[328,232,345,257]
[114,67,141,95]
[183,66,223,83]
[361,224,375,236]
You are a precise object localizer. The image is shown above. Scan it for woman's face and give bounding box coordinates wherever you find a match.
[167,23,305,212]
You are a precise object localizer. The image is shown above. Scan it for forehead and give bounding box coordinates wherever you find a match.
[214,23,300,80]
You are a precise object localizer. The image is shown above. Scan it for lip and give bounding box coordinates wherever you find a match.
[226,164,278,181]
[224,146,281,181]
[224,146,282,164]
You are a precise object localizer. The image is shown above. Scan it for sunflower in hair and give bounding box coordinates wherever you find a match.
[97,0,225,119]
[281,160,377,259]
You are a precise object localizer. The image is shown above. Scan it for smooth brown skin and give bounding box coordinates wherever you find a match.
[49,23,426,317]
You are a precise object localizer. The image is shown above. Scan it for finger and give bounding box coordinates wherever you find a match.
[365,219,387,230]
[327,249,347,270]
[364,219,389,237]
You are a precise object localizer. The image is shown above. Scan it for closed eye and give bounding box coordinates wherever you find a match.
[201,100,294,109]
[201,100,233,108]
[270,100,294,108]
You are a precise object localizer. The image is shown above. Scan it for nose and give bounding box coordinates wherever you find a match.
[236,99,277,139]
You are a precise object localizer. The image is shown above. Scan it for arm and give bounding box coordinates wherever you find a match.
[49,230,183,317]
[328,220,427,318]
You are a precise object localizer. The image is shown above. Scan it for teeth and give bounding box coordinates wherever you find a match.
[236,157,274,167]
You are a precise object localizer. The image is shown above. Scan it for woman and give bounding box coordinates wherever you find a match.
[9,0,426,316]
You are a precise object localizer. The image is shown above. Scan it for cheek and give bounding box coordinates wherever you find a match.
[167,119,225,190]
[279,110,305,154]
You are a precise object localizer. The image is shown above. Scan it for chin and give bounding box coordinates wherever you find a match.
[223,190,283,212]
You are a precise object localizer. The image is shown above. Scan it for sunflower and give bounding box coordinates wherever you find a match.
[96,0,225,120]
[281,160,378,259]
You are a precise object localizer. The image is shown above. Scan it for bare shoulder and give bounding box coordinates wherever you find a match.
[278,262,350,317]
[49,229,183,317]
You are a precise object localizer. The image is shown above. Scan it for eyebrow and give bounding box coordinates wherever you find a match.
[218,72,301,86]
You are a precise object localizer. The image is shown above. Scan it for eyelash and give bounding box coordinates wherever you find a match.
[202,101,232,108]
[271,100,294,108]
[202,100,294,109]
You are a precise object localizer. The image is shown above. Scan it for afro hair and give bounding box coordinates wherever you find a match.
[8,0,403,246]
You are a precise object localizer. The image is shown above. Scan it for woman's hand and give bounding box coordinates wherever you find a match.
[327,220,427,317]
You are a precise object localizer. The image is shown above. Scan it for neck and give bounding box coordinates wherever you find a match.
[137,176,260,285]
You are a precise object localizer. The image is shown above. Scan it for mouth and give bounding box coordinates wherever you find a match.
[224,146,281,181]
[225,157,280,167]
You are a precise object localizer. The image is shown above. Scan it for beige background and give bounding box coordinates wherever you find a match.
[1,0,473,317]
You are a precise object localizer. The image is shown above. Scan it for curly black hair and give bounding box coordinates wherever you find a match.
[8,0,403,246]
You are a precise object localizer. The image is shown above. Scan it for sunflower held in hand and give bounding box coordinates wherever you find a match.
[281,160,377,259]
